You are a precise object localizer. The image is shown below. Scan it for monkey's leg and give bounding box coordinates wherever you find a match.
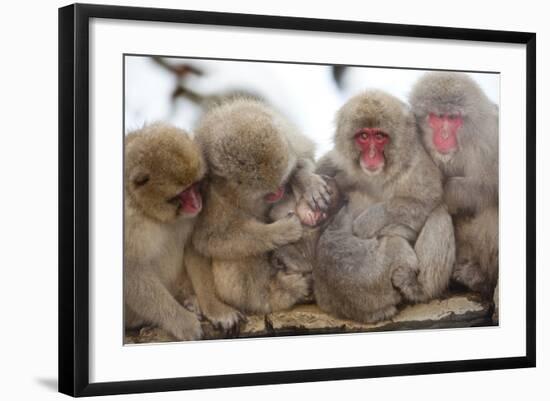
[270,231,317,274]
[453,260,490,294]
[414,204,456,301]
[212,259,273,314]
[271,245,311,274]
[174,266,201,317]
[315,216,401,323]
[124,272,202,341]
[184,247,244,331]
[385,236,424,302]
[268,269,311,311]
[213,257,309,314]
[454,208,498,298]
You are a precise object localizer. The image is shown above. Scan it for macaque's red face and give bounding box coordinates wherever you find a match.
[264,185,286,203]
[428,113,463,155]
[175,182,203,216]
[355,128,390,174]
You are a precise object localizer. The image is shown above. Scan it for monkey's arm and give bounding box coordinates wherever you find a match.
[315,151,340,177]
[291,158,331,211]
[445,177,497,214]
[353,197,435,240]
[193,214,303,260]
[184,247,244,330]
[124,267,202,340]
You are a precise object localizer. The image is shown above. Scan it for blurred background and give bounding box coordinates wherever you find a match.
[124,56,499,158]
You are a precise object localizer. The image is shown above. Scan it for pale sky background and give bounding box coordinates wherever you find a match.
[125,56,499,159]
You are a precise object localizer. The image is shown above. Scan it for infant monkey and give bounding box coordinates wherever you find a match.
[269,177,344,275]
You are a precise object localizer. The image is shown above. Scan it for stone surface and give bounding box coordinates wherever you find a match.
[125,292,494,344]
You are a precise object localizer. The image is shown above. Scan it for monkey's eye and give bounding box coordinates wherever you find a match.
[375,133,385,141]
[356,132,369,143]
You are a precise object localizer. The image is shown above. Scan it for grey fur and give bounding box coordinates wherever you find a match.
[314,90,455,322]
[410,72,499,297]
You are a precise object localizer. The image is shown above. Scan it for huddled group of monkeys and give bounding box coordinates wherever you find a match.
[124,71,499,341]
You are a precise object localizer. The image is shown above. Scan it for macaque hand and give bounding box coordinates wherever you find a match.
[352,203,388,239]
[303,173,332,211]
[272,213,303,246]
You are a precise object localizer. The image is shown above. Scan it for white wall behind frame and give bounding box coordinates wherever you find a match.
[0,1,546,401]
[90,16,525,384]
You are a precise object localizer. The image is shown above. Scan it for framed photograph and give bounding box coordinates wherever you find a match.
[59,3,536,397]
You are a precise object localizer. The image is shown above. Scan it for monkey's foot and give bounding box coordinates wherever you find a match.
[182,295,203,319]
[165,311,203,341]
[270,271,311,311]
[271,249,313,274]
[202,300,246,333]
[365,305,398,323]
[452,262,491,296]
[392,267,425,302]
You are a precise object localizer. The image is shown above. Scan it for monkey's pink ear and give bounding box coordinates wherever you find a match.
[131,170,150,187]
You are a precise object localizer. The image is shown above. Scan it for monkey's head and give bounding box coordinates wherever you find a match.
[125,123,206,223]
[409,72,491,161]
[334,90,417,180]
[195,99,295,203]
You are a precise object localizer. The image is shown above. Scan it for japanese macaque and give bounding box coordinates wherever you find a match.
[192,98,330,314]
[409,72,499,298]
[314,90,455,323]
[124,123,205,341]
[269,176,344,276]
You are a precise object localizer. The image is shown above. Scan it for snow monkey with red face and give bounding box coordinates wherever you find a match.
[410,72,499,299]
[314,90,455,323]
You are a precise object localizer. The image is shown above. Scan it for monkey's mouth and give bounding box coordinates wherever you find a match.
[359,157,384,175]
[169,182,203,215]
[265,185,286,203]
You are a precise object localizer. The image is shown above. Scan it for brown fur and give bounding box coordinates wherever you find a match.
[191,99,326,314]
[124,123,205,341]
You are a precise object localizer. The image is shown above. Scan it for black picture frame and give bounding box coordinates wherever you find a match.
[58,3,536,397]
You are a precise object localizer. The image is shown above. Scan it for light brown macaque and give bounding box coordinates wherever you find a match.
[124,123,205,341]
[410,72,499,299]
[191,98,330,316]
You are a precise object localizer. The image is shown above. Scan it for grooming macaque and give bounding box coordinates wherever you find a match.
[410,72,499,298]
[192,98,330,314]
[314,90,455,322]
[124,123,205,341]
[269,176,344,275]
